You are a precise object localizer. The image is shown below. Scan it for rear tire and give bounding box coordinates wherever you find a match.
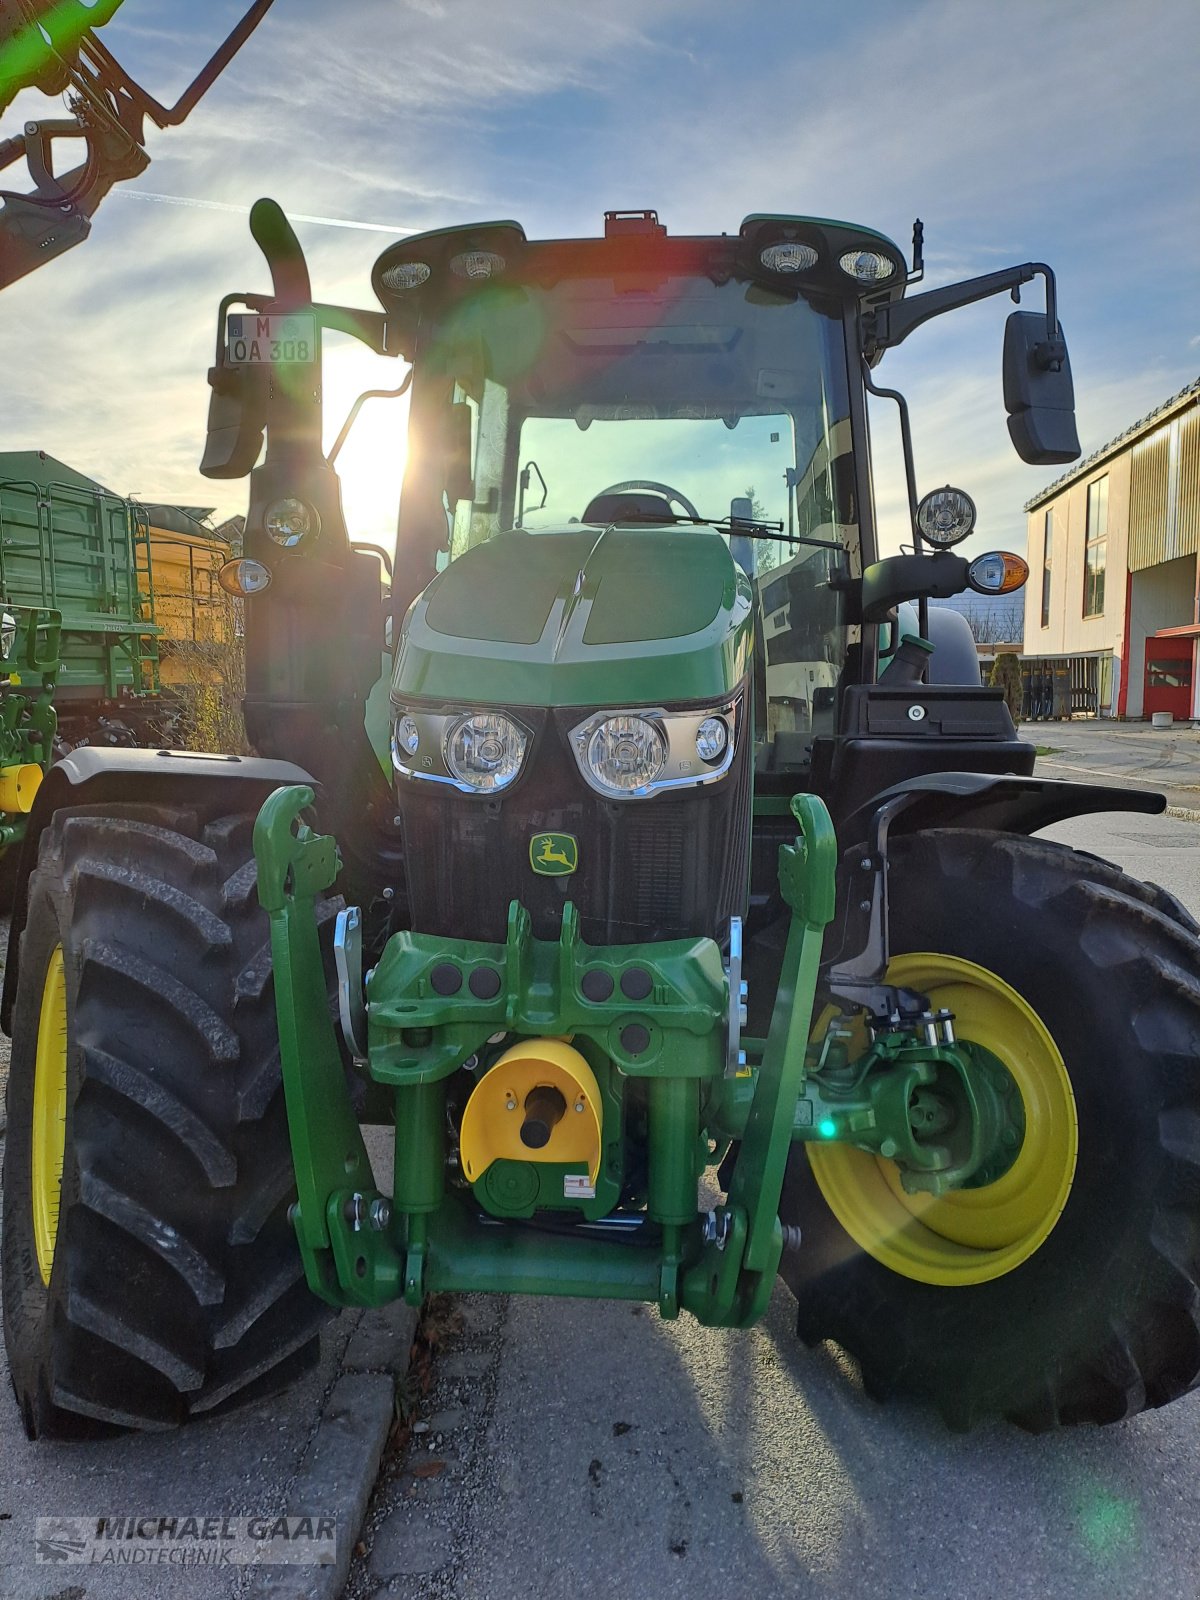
[780,829,1200,1429]
[2,804,335,1437]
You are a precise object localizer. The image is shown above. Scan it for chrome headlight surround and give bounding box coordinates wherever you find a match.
[568,698,740,800]
[391,704,533,795]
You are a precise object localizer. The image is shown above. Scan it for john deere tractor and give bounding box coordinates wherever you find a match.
[7,200,1200,1440]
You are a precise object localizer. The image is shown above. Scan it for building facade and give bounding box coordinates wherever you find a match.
[1023,379,1200,719]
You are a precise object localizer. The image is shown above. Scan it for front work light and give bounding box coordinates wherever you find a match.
[264,497,320,548]
[444,712,528,792]
[760,242,818,274]
[968,551,1029,595]
[218,557,271,597]
[450,250,506,280]
[381,261,432,290]
[916,486,977,548]
[839,248,897,283]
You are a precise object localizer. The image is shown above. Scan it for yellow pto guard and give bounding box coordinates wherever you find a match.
[0,762,42,814]
[460,1038,603,1185]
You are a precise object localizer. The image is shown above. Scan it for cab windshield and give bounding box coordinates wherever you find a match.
[402,269,859,751]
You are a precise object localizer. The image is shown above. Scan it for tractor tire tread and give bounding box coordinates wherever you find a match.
[2,802,333,1436]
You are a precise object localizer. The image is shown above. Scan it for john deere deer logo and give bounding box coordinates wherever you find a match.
[530,833,578,876]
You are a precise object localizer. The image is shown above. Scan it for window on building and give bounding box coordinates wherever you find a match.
[1084,476,1107,617]
[1147,656,1193,691]
[1041,510,1052,628]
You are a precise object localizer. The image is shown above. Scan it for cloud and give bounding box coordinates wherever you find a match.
[0,0,1196,569]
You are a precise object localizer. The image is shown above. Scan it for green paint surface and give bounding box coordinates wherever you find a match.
[394,524,752,708]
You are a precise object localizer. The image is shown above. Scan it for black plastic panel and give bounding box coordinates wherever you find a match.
[397,711,750,946]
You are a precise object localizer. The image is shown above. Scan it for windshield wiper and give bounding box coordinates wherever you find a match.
[621,511,805,544]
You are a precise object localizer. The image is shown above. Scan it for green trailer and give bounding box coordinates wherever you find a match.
[0,453,158,849]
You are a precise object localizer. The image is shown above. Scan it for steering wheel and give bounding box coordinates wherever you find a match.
[586,479,702,521]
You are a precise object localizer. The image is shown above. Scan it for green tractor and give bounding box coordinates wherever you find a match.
[6,200,1200,1440]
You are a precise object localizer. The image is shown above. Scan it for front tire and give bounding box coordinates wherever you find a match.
[780,829,1200,1429]
[2,804,333,1437]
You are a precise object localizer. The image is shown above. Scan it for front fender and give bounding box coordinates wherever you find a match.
[841,771,1163,847]
[1,748,317,1033]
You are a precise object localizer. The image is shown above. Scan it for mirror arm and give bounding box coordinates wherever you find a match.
[327,373,413,467]
[311,302,390,355]
[861,358,920,536]
[864,261,1059,358]
[860,357,928,636]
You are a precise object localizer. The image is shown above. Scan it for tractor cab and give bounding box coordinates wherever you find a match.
[374,207,874,795]
[202,202,1071,899]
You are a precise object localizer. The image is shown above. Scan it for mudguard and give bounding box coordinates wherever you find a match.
[0,747,316,1033]
[842,771,1163,846]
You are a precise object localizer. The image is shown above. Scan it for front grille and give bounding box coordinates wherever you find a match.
[398,707,750,946]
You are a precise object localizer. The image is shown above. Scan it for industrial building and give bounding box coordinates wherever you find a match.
[1023,378,1200,720]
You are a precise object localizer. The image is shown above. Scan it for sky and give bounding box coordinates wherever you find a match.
[0,0,1197,563]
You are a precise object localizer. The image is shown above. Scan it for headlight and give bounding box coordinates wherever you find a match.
[569,700,739,799]
[0,611,16,659]
[264,497,320,548]
[583,715,666,795]
[916,485,976,547]
[696,716,728,762]
[445,712,527,792]
[391,705,532,794]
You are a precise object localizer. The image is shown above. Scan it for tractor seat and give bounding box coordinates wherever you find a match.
[581,490,676,524]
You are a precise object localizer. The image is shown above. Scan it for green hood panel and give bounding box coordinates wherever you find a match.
[394,525,753,708]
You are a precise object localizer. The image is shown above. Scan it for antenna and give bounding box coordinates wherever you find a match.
[910,218,925,283]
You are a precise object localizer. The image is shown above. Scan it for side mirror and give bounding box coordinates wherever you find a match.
[1003,310,1081,466]
[200,362,268,479]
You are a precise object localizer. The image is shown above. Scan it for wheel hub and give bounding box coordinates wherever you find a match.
[807,953,1077,1286]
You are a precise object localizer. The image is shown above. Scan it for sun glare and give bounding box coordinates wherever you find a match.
[320,338,410,555]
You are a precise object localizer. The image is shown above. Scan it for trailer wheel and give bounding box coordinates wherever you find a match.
[780,828,1200,1429]
[2,805,335,1437]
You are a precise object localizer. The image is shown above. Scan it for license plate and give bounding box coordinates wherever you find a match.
[226,312,316,364]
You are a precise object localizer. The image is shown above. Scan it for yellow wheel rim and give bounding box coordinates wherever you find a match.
[807,953,1078,1286]
[31,944,68,1286]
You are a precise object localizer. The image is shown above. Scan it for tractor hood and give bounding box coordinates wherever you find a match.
[392,525,753,707]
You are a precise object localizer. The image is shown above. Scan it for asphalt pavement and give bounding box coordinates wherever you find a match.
[347,1270,1200,1600]
[1033,717,1200,812]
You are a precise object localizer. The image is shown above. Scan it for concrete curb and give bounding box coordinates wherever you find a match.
[245,1301,419,1600]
